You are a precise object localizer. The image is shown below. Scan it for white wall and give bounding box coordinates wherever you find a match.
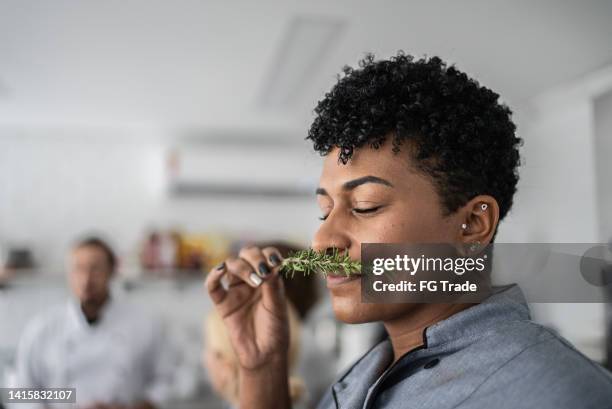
[0,129,321,271]
[594,89,612,242]
[498,65,612,361]
[500,101,598,242]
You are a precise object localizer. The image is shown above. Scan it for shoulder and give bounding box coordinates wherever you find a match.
[109,297,156,321]
[21,304,66,338]
[479,318,610,379]
[459,319,612,409]
[108,298,167,344]
[17,304,66,355]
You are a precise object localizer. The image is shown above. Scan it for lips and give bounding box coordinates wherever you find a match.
[326,273,361,288]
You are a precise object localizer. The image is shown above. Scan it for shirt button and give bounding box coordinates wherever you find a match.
[424,358,440,369]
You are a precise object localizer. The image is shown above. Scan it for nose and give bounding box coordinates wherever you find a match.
[311,214,352,255]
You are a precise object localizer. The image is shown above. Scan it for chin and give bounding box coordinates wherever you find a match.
[327,278,421,323]
[330,294,382,324]
[330,292,421,325]
[327,279,385,323]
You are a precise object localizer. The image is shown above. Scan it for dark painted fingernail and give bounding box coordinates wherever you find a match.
[215,262,226,271]
[258,262,271,276]
[269,254,281,266]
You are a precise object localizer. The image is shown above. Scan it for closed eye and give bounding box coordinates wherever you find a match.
[320,205,384,221]
[352,206,383,214]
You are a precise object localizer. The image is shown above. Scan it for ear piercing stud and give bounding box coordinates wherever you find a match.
[462,204,487,230]
[469,241,481,252]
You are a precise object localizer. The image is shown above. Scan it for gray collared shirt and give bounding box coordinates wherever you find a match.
[316,285,612,409]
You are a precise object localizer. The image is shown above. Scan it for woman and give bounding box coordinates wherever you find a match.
[205,54,612,409]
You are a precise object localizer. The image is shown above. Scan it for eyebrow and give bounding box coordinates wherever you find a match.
[316,175,394,196]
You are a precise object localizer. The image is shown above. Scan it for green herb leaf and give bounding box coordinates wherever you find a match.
[280,248,361,278]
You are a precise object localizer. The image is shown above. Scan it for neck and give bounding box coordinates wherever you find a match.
[383,303,473,362]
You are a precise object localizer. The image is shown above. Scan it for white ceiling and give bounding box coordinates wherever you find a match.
[0,0,611,134]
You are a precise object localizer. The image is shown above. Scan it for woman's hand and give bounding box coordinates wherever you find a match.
[205,245,289,371]
[206,246,292,409]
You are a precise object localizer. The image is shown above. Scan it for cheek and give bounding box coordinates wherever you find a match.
[353,211,433,244]
[96,276,109,289]
[69,274,82,290]
[356,203,456,246]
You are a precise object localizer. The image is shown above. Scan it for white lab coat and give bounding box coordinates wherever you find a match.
[12,296,176,408]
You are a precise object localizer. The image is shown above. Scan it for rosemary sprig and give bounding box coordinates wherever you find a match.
[280,248,361,278]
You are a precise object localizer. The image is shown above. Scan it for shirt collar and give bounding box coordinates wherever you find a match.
[331,284,530,409]
[332,340,394,409]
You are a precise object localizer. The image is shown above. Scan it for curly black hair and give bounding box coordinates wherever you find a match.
[307,52,521,224]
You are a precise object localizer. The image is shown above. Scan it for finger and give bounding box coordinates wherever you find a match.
[260,270,287,313]
[257,248,287,311]
[238,246,274,280]
[239,246,286,311]
[207,257,258,318]
[205,262,229,304]
[262,247,284,272]
[226,257,263,288]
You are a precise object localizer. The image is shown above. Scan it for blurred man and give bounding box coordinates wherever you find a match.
[13,237,175,409]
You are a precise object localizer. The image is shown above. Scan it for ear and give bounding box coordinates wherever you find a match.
[459,195,499,246]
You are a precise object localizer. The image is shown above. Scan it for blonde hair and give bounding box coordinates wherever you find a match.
[203,302,304,406]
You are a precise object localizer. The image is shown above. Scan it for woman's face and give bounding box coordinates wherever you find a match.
[312,140,465,323]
